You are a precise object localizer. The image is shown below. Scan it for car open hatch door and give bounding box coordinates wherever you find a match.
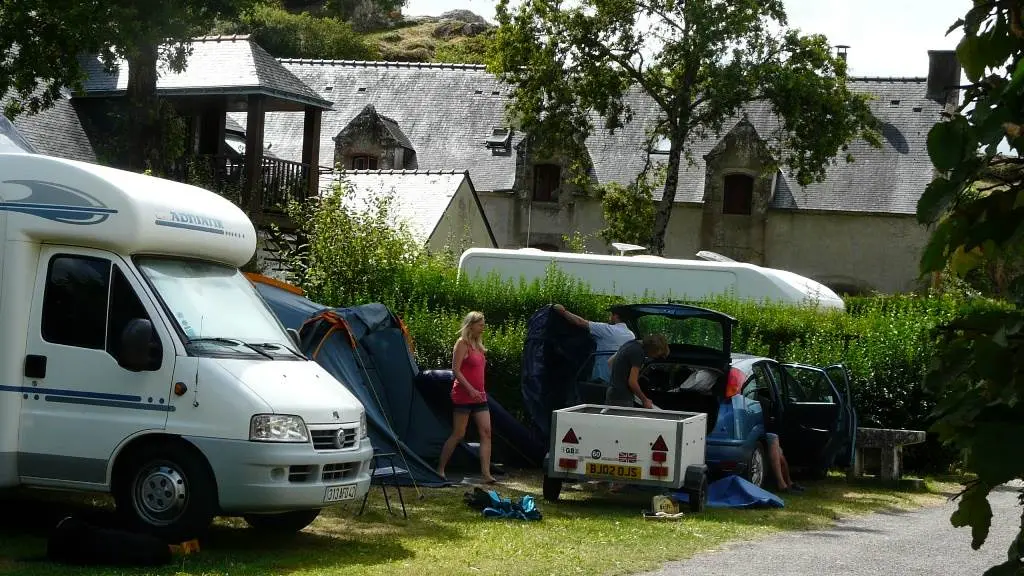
[610,303,736,371]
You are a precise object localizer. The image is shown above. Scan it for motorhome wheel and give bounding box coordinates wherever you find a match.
[115,441,216,542]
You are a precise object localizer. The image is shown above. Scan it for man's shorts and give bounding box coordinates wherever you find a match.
[453,402,489,414]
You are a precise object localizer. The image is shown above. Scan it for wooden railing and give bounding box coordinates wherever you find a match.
[172,154,319,213]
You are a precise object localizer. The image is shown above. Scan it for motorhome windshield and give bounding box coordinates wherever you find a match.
[137,258,298,359]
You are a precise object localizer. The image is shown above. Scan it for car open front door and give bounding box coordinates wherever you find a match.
[779,364,846,475]
[824,364,856,469]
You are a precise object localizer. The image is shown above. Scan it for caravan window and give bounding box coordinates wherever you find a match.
[42,255,156,358]
[42,256,111,349]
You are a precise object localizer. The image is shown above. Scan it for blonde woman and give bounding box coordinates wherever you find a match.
[437,311,495,483]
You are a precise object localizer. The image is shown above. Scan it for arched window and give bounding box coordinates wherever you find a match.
[723,174,754,215]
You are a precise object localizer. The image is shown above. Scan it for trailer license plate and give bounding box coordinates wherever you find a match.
[586,462,641,480]
[323,484,358,503]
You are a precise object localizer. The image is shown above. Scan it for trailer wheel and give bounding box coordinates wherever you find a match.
[688,472,708,513]
[542,475,563,502]
[244,509,321,534]
[114,441,216,542]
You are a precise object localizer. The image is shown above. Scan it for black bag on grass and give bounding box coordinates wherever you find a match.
[46,516,172,567]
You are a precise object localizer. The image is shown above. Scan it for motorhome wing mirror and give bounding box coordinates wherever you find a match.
[118,318,161,372]
[287,328,301,348]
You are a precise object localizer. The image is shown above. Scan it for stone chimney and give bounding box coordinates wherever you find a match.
[835,45,849,63]
[926,50,961,105]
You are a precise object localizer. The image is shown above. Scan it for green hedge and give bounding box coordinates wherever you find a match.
[386,271,1006,473]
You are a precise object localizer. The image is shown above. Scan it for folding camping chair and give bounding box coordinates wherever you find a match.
[358,452,409,519]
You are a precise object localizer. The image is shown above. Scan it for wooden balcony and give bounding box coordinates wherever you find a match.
[175,154,329,218]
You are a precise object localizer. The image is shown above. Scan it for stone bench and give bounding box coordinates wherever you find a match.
[847,427,927,483]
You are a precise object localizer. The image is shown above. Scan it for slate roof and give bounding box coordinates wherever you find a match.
[317,169,495,245]
[78,36,332,110]
[253,60,943,215]
[248,60,521,190]
[1,92,98,163]
[588,77,944,215]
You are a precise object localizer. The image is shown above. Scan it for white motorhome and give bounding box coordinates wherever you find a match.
[0,153,372,540]
[458,248,846,311]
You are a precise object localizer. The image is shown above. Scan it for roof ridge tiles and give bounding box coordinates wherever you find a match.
[334,168,469,175]
[191,34,252,42]
[277,58,488,71]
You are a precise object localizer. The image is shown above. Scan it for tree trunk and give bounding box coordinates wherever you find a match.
[125,43,161,173]
[649,141,684,256]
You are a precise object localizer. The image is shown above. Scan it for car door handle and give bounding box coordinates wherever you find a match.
[24,354,47,379]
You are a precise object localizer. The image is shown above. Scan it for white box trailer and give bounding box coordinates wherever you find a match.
[458,247,846,311]
[543,405,709,511]
[0,153,373,540]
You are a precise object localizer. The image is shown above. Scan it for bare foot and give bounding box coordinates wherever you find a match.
[482,476,497,484]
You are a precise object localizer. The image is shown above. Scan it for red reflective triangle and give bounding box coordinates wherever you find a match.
[562,428,579,444]
[651,435,669,452]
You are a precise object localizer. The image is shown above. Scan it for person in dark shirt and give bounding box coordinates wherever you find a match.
[607,334,670,408]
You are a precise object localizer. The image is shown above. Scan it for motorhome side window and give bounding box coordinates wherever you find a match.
[42,256,154,358]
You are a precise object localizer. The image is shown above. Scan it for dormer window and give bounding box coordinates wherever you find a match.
[352,155,378,170]
[533,164,561,202]
[723,173,754,215]
[485,128,512,151]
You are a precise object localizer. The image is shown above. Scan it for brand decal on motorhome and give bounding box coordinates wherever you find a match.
[154,210,243,238]
[0,180,117,225]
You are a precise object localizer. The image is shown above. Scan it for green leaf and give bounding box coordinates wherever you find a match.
[928,117,973,171]
[958,34,987,83]
[951,486,994,550]
[917,177,960,224]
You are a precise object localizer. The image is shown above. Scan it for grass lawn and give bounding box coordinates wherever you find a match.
[0,470,956,576]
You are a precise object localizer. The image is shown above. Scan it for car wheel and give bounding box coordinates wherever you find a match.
[744,442,766,488]
[114,441,216,542]
[244,510,321,534]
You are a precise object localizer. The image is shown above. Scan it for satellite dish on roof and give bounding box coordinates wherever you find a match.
[611,242,647,256]
[695,250,737,262]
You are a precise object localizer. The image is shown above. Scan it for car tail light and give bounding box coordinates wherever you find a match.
[558,458,578,470]
[725,367,744,398]
[651,451,667,463]
[649,466,669,477]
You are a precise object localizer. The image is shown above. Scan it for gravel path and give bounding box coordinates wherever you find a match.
[642,483,1022,576]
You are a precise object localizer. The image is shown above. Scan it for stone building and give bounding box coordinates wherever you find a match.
[246,50,959,294]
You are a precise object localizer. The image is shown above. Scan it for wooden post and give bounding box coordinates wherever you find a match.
[301,106,322,199]
[244,94,266,219]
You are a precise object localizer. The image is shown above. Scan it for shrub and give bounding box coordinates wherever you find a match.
[223,3,377,60]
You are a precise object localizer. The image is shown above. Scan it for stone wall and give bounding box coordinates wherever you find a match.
[764,210,931,294]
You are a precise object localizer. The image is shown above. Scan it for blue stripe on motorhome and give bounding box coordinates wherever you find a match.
[45,395,175,412]
[155,220,225,235]
[0,384,139,402]
[0,202,117,214]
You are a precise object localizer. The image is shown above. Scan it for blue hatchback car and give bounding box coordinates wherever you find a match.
[574,303,857,487]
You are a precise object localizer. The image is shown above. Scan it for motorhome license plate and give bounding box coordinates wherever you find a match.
[586,462,641,480]
[323,484,358,503]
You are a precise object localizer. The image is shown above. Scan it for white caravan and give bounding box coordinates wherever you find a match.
[458,248,846,311]
[0,153,372,540]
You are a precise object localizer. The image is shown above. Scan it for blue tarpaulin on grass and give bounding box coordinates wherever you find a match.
[670,475,785,509]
